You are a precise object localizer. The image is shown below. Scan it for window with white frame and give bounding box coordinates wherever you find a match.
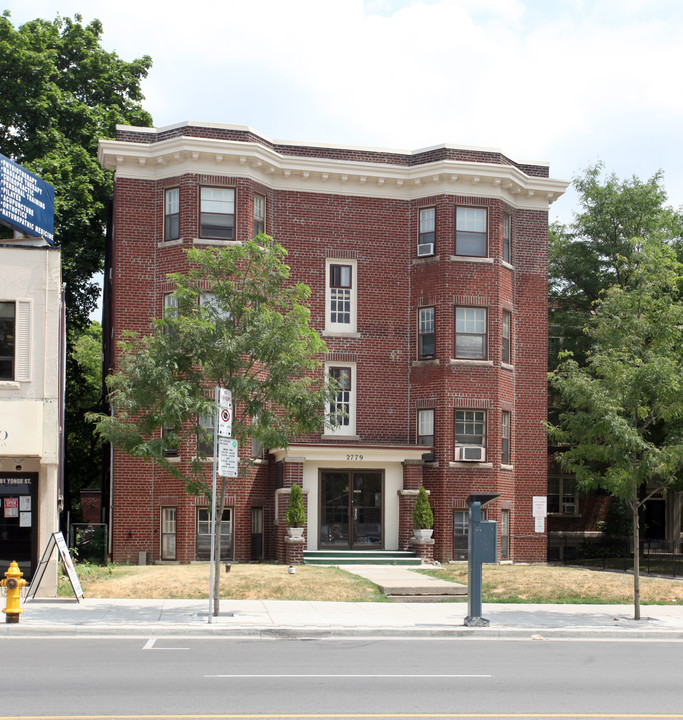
[162,427,179,458]
[196,507,232,560]
[455,307,487,359]
[501,509,510,560]
[454,409,487,461]
[456,207,487,257]
[548,476,579,514]
[325,260,357,334]
[198,413,215,457]
[418,207,435,254]
[502,213,511,263]
[501,411,511,464]
[0,301,15,380]
[254,194,265,236]
[502,310,511,364]
[417,307,435,360]
[163,292,178,336]
[200,187,235,239]
[326,364,355,435]
[164,188,179,241]
[417,408,434,447]
[0,300,30,382]
[161,507,177,560]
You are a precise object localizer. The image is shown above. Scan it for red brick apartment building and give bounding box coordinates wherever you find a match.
[98,122,568,565]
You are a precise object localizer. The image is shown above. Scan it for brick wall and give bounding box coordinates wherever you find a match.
[105,129,557,565]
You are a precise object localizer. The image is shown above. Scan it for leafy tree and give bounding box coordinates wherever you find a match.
[0,11,153,520]
[0,11,153,327]
[65,322,104,519]
[89,237,337,616]
[549,164,682,368]
[548,240,683,619]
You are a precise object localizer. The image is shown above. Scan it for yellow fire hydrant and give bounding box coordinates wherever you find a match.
[1,562,27,623]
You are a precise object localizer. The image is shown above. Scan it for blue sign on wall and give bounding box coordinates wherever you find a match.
[0,154,55,245]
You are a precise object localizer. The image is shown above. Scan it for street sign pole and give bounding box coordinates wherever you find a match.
[208,386,220,623]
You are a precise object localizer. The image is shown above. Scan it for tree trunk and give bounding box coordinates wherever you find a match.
[212,478,228,617]
[631,490,641,621]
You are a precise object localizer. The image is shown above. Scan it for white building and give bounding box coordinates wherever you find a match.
[0,237,62,595]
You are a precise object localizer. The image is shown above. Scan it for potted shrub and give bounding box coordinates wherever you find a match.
[412,486,434,539]
[286,483,306,537]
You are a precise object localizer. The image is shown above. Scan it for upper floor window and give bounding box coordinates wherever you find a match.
[454,409,487,461]
[417,408,434,446]
[326,260,357,334]
[162,427,179,458]
[0,300,30,382]
[198,413,215,457]
[327,364,356,436]
[502,310,511,364]
[200,187,235,240]
[501,410,511,464]
[418,207,435,256]
[417,307,435,359]
[502,213,511,263]
[164,188,179,241]
[456,207,487,257]
[254,194,265,236]
[0,301,15,380]
[455,307,487,359]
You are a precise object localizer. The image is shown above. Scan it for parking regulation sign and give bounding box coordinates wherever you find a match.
[218,389,233,438]
[218,438,239,477]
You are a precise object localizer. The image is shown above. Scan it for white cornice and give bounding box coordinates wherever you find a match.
[99,134,568,209]
[270,444,427,464]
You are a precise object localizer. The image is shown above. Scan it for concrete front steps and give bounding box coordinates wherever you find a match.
[304,549,422,566]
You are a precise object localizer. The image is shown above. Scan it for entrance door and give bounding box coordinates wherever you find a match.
[320,471,383,549]
[0,472,38,578]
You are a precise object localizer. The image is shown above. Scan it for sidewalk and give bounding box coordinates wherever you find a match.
[4,565,683,639]
[4,597,683,639]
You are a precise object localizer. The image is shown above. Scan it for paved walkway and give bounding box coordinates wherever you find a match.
[4,565,683,639]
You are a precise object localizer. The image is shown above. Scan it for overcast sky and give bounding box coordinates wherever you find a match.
[6,0,683,314]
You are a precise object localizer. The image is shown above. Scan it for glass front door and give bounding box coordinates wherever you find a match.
[320,470,383,549]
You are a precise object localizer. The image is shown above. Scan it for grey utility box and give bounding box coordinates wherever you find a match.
[464,493,499,627]
[473,520,497,565]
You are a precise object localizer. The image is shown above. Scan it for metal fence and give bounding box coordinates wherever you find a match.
[551,536,683,578]
[69,523,108,564]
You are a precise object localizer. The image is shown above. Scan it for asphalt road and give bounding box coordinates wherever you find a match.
[2,636,682,719]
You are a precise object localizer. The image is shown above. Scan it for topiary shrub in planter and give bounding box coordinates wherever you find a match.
[412,486,434,538]
[286,483,306,536]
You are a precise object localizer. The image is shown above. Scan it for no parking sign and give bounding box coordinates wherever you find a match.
[218,389,232,438]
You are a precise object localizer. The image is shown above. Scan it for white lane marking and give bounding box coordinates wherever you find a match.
[143,637,189,650]
[205,674,491,678]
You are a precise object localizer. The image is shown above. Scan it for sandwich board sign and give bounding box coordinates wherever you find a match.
[25,532,84,602]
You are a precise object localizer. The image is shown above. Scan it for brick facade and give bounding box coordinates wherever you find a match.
[99,122,567,565]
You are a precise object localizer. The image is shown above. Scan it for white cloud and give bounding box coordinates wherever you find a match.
[6,0,683,223]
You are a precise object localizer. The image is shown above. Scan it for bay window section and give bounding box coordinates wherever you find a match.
[417,307,435,359]
[418,207,435,255]
[455,307,487,359]
[164,188,179,241]
[456,207,487,257]
[200,187,235,239]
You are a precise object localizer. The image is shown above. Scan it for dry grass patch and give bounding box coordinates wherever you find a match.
[420,564,683,604]
[60,563,384,602]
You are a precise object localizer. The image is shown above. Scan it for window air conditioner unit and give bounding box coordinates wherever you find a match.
[458,446,485,462]
[417,243,434,257]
